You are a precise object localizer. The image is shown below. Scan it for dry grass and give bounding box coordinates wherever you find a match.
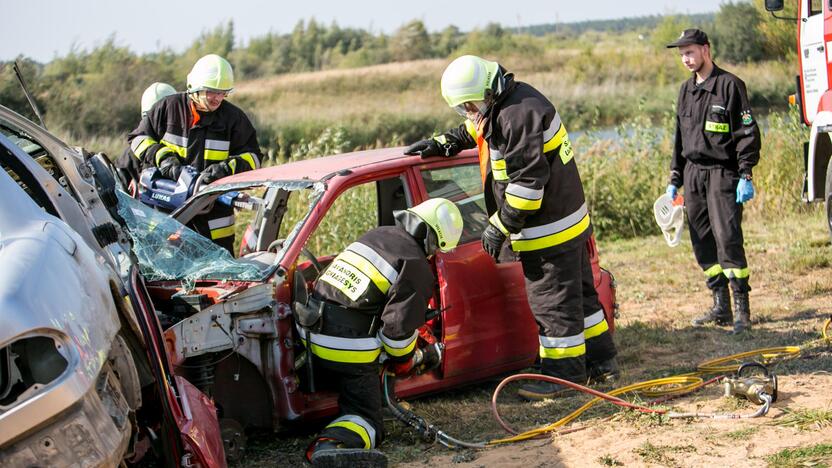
[235,209,832,467]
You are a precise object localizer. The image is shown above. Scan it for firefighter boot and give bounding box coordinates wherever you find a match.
[730,292,751,335]
[691,289,732,327]
[587,357,620,384]
[517,380,573,401]
[308,439,388,468]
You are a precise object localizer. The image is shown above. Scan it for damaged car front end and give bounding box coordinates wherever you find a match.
[0,103,225,467]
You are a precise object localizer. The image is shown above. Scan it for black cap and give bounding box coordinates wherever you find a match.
[666,29,710,48]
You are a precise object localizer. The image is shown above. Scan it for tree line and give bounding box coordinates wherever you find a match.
[0,0,795,142]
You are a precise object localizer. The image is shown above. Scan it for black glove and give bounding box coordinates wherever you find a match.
[481,223,507,262]
[159,155,183,181]
[404,138,443,157]
[201,162,231,184]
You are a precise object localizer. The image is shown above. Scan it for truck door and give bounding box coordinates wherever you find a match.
[416,161,538,379]
[799,0,828,123]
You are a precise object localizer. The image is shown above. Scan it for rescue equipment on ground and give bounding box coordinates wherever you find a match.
[654,193,685,247]
[384,318,830,448]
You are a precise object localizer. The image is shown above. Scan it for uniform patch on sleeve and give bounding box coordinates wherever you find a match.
[741,109,754,126]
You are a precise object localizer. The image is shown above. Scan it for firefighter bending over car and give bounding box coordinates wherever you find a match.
[665,29,760,334]
[127,54,262,252]
[405,55,619,400]
[301,198,463,467]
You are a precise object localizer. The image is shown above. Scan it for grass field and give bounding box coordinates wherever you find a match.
[234,209,832,467]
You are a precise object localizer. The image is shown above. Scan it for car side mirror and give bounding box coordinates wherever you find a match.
[764,0,783,12]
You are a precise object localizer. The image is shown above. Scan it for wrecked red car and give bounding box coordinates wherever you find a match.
[120,148,616,458]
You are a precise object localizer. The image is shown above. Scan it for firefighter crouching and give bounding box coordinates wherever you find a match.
[302,198,463,467]
[127,54,262,253]
[405,55,619,400]
[665,29,761,334]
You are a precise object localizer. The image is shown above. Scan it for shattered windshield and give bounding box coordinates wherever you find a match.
[116,180,323,282]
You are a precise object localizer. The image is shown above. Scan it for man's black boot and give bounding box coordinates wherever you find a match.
[308,439,388,468]
[587,357,620,384]
[691,288,732,326]
[730,292,751,335]
[517,379,574,401]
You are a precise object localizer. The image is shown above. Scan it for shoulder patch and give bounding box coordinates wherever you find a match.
[741,109,753,126]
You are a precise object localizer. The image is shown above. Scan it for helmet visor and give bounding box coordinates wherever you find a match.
[451,100,487,121]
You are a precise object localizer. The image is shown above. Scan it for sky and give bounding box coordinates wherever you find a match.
[1,0,726,62]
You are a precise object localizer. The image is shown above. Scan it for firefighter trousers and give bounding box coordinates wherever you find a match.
[684,164,750,293]
[315,359,383,450]
[522,243,617,383]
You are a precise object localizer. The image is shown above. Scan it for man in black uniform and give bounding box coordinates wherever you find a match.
[127,54,262,252]
[405,55,618,400]
[666,29,761,334]
[303,197,463,467]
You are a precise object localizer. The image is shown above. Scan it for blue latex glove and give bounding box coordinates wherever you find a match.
[666,184,678,201]
[736,178,755,204]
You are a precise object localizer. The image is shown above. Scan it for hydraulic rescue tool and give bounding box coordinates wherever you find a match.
[139,165,200,212]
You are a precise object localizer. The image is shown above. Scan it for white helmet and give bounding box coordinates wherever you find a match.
[653,193,685,247]
[141,82,176,117]
[394,198,464,255]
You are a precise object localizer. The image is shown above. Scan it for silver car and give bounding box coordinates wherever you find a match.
[0,104,225,467]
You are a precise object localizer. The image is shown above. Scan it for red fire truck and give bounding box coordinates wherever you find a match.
[767,0,832,234]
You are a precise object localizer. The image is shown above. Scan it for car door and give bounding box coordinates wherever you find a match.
[413,158,538,381]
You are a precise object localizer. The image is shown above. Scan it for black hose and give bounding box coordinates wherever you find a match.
[382,372,486,449]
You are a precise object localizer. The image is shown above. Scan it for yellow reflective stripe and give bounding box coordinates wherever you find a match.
[132,136,157,158]
[723,267,750,279]
[506,193,542,210]
[338,250,392,294]
[492,168,508,180]
[584,310,610,340]
[380,331,418,357]
[210,225,235,240]
[705,121,729,133]
[543,123,567,153]
[510,213,590,251]
[704,264,723,278]
[328,421,372,449]
[236,152,260,170]
[204,149,230,161]
[539,343,586,359]
[227,159,237,174]
[154,146,175,166]
[464,119,477,140]
[309,342,381,364]
[489,212,510,236]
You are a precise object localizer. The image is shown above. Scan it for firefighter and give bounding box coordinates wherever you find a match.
[115,82,177,194]
[404,55,619,400]
[303,198,463,467]
[665,29,760,334]
[127,54,262,252]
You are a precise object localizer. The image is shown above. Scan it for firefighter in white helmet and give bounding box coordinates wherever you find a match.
[127,54,262,252]
[115,82,178,193]
[406,55,619,400]
[303,198,463,467]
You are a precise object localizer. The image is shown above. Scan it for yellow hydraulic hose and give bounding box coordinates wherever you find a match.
[487,317,832,446]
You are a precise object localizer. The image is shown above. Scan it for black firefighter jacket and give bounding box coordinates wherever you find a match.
[443,73,591,258]
[127,93,262,175]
